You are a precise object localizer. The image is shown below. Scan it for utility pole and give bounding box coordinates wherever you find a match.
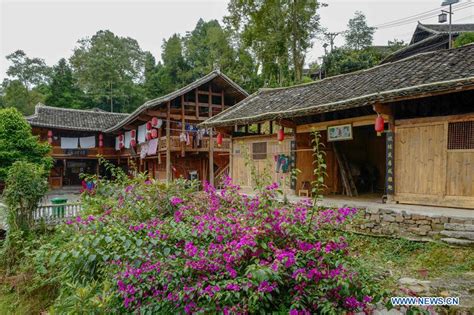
[324,32,340,52]
[439,0,459,49]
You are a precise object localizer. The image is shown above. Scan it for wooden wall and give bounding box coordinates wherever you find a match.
[231,135,294,193]
[394,115,474,209]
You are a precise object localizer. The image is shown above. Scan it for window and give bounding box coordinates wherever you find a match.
[252,142,267,160]
[448,121,474,150]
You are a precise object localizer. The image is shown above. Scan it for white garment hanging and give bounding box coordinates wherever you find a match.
[79,136,96,149]
[138,124,147,143]
[115,136,120,151]
[61,137,79,149]
[124,131,131,149]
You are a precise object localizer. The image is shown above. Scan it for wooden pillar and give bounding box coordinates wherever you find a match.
[181,94,185,157]
[166,101,171,183]
[208,84,214,185]
[229,135,233,180]
[195,88,199,119]
[221,90,225,111]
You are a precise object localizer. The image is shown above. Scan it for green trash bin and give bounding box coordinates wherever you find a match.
[51,197,68,218]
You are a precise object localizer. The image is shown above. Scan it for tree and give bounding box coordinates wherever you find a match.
[225,0,321,85]
[159,34,190,93]
[184,19,236,79]
[0,107,52,181]
[345,11,375,50]
[45,58,85,109]
[454,32,474,48]
[1,79,45,115]
[5,50,50,89]
[323,47,383,76]
[69,30,147,112]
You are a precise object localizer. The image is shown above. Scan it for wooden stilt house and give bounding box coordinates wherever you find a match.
[202,44,474,209]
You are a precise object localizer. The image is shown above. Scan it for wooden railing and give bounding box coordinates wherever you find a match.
[157,136,231,152]
[51,146,117,157]
[215,164,230,189]
[33,203,82,225]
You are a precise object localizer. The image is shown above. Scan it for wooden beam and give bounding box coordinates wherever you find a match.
[373,102,393,116]
[296,114,388,133]
[209,129,214,186]
[279,119,297,129]
[181,94,185,157]
[221,90,225,111]
[395,112,474,127]
[146,110,207,122]
[166,101,171,183]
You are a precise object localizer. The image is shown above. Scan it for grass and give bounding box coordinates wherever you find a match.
[344,232,474,291]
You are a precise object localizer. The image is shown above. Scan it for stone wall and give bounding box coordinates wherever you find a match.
[344,207,474,246]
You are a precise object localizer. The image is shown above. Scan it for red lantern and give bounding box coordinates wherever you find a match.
[216,132,223,147]
[146,132,152,141]
[151,129,158,139]
[98,133,104,141]
[130,139,136,147]
[151,117,158,127]
[146,122,152,130]
[277,128,285,143]
[375,114,385,133]
[99,140,104,148]
[119,142,124,149]
[130,130,136,138]
[47,130,53,144]
[118,134,123,141]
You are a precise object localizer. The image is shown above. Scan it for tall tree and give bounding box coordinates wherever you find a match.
[45,58,85,109]
[184,19,235,79]
[225,0,321,85]
[5,50,50,89]
[69,30,147,112]
[159,34,189,93]
[344,11,375,50]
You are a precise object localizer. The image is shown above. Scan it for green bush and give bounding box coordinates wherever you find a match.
[453,32,474,48]
[0,107,52,181]
[1,161,48,270]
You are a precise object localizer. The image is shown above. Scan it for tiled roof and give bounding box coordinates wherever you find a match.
[26,104,129,132]
[419,23,474,34]
[201,44,474,127]
[105,70,248,132]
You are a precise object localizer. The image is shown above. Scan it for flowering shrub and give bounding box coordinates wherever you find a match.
[50,174,381,313]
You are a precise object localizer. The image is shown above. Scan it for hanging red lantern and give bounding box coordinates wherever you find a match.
[98,133,104,141]
[118,134,123,141]
[146,132,152,141]
[151,117,158,127]
[130,139,136,147]
[216,132,223,147]
[146,122,152,130]
[130,130,136,138]
[47,130,53,144]
[375,114,385,133]
[119,142,124,149]
[277,127,285,143]
[151,129,158,139]
[99,140,104,148]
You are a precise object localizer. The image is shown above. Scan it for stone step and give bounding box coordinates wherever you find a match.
[440,230,474,240]
[441,238,474,247]
[444,223,474,232]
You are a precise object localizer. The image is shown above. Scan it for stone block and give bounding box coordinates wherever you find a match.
[444,223,474,232]
[383,215,396,222]
[395,215,404,222]
[416,220,430,225]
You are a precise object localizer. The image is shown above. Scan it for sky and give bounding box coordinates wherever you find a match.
[1,0,473,80]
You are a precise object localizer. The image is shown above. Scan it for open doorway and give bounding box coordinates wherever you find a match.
[333,125,386,197]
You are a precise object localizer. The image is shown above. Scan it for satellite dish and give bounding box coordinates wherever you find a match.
[441,0,459,6]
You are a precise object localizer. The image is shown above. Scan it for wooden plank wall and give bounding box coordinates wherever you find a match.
[394,116,474,209]
[231,135,294,193]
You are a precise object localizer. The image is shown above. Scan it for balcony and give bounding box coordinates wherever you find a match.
[158,136,231,152]
[51,146,117,158]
